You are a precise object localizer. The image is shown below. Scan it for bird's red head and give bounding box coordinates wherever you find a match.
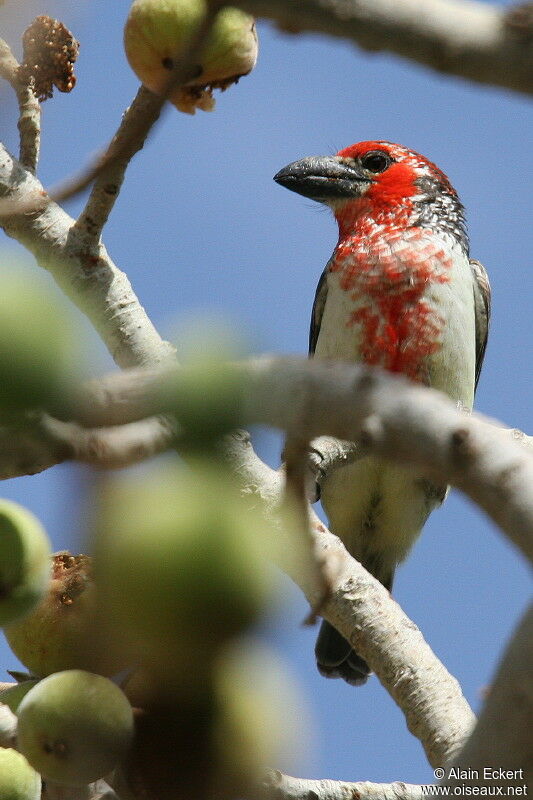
[274,140,467,249]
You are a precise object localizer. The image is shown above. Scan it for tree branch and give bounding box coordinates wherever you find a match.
[0,145,175,369]
[73,86,163,245]
[26,2,223,211]
[0,360,529,775]
[258,769,427,800]
[0,39,41,173]
[236,0,533,95]
[224,430,476,769]
[66,357,533,564]
[0,414,175,479]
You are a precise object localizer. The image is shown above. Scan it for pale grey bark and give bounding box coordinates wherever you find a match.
[237,0,533,95]
[0,413,176,479]
[67,357,533,565]
[259,770,428,800]
[0,145,175,369]
[225,430,476,769]
[0,39,41,173]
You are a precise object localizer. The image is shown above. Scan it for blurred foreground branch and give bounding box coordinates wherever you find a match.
[66,358,533,563]
[238,0,533,95]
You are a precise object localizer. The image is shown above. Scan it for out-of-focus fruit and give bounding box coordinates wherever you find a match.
[120,667,159,709]
[124,0,258,113]
[211,638,306,797]
[95,463,273,692]
[4,552,127,677]
[0,275,76,415]
[0,748,41,800]
[0,500,50,627]
[0,680,39,713]
[17,670,134,786]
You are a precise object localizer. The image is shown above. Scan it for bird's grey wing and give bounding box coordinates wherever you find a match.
[309,264,330,355]
[470,258,491,391]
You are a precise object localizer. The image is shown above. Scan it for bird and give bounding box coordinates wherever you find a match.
[274,141,490,685]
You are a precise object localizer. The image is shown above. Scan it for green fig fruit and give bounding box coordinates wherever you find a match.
[124,0,258,113]
[17,670,134,786]
[0,274,77,416]
[0,748,41,800]
[4,552,127,678]
[0,499,51,627]
[95,462,273,692]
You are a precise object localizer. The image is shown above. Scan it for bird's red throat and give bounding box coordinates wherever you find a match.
[331,208,452,382]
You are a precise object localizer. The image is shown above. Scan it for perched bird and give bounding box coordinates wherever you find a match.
[274,141,490,685]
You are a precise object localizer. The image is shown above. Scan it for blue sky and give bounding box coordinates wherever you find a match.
[0,0,531,787]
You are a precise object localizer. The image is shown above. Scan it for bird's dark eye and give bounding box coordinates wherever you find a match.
[360,151,391,173]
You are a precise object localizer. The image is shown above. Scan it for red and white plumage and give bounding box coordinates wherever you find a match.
[275,141,490,685]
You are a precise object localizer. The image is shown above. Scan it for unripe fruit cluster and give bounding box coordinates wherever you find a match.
[1,437,301,795]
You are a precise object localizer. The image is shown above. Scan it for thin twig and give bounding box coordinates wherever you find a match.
[16,80,41,173]
[0,145,175,369]
[0,3,222,218]
[0,38,41,173]
[73,86,161,243]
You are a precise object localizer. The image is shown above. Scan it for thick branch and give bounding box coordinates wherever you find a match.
[68,358,533,564]
[259,770,427,800]
[0,145,175,368]
[237,0,533,95]
[225,431,475,768]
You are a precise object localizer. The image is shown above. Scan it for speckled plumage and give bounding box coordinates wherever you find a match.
[275,141,490,686]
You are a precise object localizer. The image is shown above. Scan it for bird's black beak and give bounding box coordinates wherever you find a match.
[273,155,371,202]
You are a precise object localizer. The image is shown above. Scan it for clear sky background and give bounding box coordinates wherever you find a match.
[0,0,531,788]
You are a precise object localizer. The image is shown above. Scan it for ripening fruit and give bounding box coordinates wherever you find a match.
[124,0,258,113]
[4,552,127,678]
[0,748,41,800]
[95,462,273,692]
[17,670,134,786]
[0,500,51,627]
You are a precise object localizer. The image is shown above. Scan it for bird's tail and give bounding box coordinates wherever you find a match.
[315,567,394,686]
[315,620,371,685]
